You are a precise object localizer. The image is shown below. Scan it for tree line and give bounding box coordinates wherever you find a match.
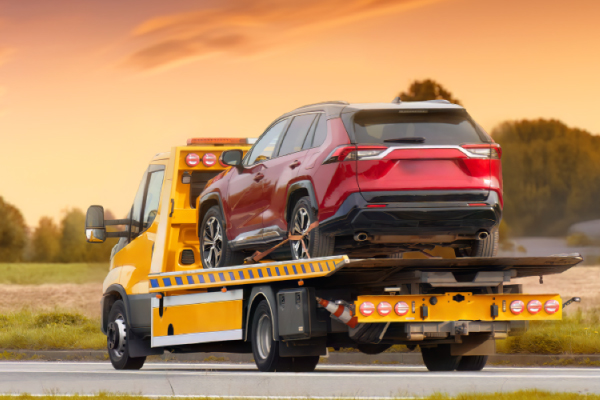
[0,201,117,263]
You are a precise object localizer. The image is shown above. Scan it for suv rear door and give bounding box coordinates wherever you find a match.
[260,113,318,234]
[349,109,497,202]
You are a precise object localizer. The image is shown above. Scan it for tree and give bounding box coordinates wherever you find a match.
[398,79,462,105]
[31,216,61,262]
[0,196,28,262]
[58,208,88,262]
[493,119,600,236]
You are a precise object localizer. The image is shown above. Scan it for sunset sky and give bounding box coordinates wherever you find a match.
[1,0,599,227]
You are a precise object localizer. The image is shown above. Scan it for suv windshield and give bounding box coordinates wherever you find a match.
[353,109,491,145]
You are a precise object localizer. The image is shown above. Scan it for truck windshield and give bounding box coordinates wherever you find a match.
[353,109,491,145]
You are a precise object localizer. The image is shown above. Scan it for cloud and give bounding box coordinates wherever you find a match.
[124,0,445,71]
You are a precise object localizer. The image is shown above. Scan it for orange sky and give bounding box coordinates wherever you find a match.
[1,0,599,227]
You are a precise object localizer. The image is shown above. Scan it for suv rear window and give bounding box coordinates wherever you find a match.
[352,109,491,145]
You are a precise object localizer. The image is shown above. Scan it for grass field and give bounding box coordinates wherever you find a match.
[1,391,599,400]
[0,263,108,285]
[0,310,104,350]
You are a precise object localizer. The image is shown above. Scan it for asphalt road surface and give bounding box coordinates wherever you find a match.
[1,362,600,398]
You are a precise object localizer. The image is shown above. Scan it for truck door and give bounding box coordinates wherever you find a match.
[112,164,166,291]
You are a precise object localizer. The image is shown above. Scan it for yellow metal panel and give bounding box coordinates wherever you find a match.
[356,293,562,323]
[148,256,348,292]
[153,300,242,337]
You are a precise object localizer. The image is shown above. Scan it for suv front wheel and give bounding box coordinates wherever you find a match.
[289,196,334,260]
[200,206,245,268]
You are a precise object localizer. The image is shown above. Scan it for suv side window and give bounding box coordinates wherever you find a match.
[245,119,288,165]
[311,114,328,147]
[141,169,165,231]
[277,114,317,157]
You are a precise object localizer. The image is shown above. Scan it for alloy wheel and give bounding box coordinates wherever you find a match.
[291,207,311,259]
[203,216,223,268]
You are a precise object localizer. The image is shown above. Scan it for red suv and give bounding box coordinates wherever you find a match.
[197,100,502,268]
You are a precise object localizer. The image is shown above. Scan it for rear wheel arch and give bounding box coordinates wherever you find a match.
[285,181,318,224]
[244,286,279,342]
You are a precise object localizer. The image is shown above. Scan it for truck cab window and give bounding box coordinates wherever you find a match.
[141,170,165,231]
[130,168,149,239]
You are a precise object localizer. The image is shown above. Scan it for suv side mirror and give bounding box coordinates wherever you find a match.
[221,150,243,167]
[86,205,106,243]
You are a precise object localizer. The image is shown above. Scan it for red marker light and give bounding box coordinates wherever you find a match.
[359,302,375,316]
[394,301,409,316]
[544,300,560,314]
[185,153,200,167]
[527,300,542,315]
[510,300,524,315]
[203,153,217,167]
[377,302,392,316]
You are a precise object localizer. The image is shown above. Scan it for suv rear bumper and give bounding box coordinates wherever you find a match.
[319,190,502,238]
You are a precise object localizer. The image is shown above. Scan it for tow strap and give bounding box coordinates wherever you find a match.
[244,221,319,263]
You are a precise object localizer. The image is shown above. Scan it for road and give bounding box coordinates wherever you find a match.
[1,362,599,398]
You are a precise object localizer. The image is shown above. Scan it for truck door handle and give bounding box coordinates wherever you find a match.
[289,160,301,169]
[254,173,264,182]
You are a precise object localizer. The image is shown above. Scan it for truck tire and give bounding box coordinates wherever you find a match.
[200,206,245,268]
[251,300,292,372]
[457,355,488,371]
[357,344,392,355]
[420,344,461,371]
[457,230,499,257]
[289,196,333,260]
[107,300,145,370]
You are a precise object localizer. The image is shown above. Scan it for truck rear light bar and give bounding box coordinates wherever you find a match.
[356,294,562,322]
[185,153,200,167]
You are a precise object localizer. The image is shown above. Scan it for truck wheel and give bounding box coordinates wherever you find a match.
[456,230,499,257]
[200,206,245,268]
[107,300,145,370]
[457,355,488,371]
[289,196,333,260]
[420,344,461,371]
[251,300,291,372]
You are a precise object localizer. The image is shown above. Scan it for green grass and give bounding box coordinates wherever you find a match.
[0,310,105,350]
[497,308,600,354]
[1,392,600,400]
[0,263,108,284]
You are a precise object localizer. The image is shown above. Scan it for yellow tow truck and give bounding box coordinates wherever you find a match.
[85,138,582,372]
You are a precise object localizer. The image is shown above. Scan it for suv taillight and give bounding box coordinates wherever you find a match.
[462,144,502,159]
[323,145,387,164]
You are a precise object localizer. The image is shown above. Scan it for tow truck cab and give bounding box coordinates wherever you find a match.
[85,138,582,372]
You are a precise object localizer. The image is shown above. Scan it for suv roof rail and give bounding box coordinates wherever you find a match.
[426,99,452,104]
[294,101,349,110]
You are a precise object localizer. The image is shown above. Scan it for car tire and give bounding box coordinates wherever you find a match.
[420,344,461,371]
[456,355,488,371]
[289,196,334,260]
[200,206,245,268]
[107,300,145,370]
[456,230,499,258]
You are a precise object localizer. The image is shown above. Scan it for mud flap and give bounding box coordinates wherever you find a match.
[279,336,327,357]
[129,332,164,358]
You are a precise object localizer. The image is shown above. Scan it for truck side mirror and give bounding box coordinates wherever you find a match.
[220,150,243,167]
[86,205,106,243]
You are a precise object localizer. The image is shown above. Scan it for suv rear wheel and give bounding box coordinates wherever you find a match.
[200,206,245,268]
[456,230,499,257]
[289,196,334,260]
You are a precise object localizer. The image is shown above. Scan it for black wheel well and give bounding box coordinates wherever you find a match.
[102,291,122,333]
[286,188,310,225]
[198,199,219,236]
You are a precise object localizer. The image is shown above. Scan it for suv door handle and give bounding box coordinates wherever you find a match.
[254,173,264,182]
[289,160,301,169]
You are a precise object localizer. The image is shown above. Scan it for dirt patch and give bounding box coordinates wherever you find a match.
[517,266,600,313]
[0,284,102,318]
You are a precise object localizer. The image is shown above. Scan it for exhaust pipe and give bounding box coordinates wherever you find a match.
[354,232,369,242]
[478,231,489,240]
